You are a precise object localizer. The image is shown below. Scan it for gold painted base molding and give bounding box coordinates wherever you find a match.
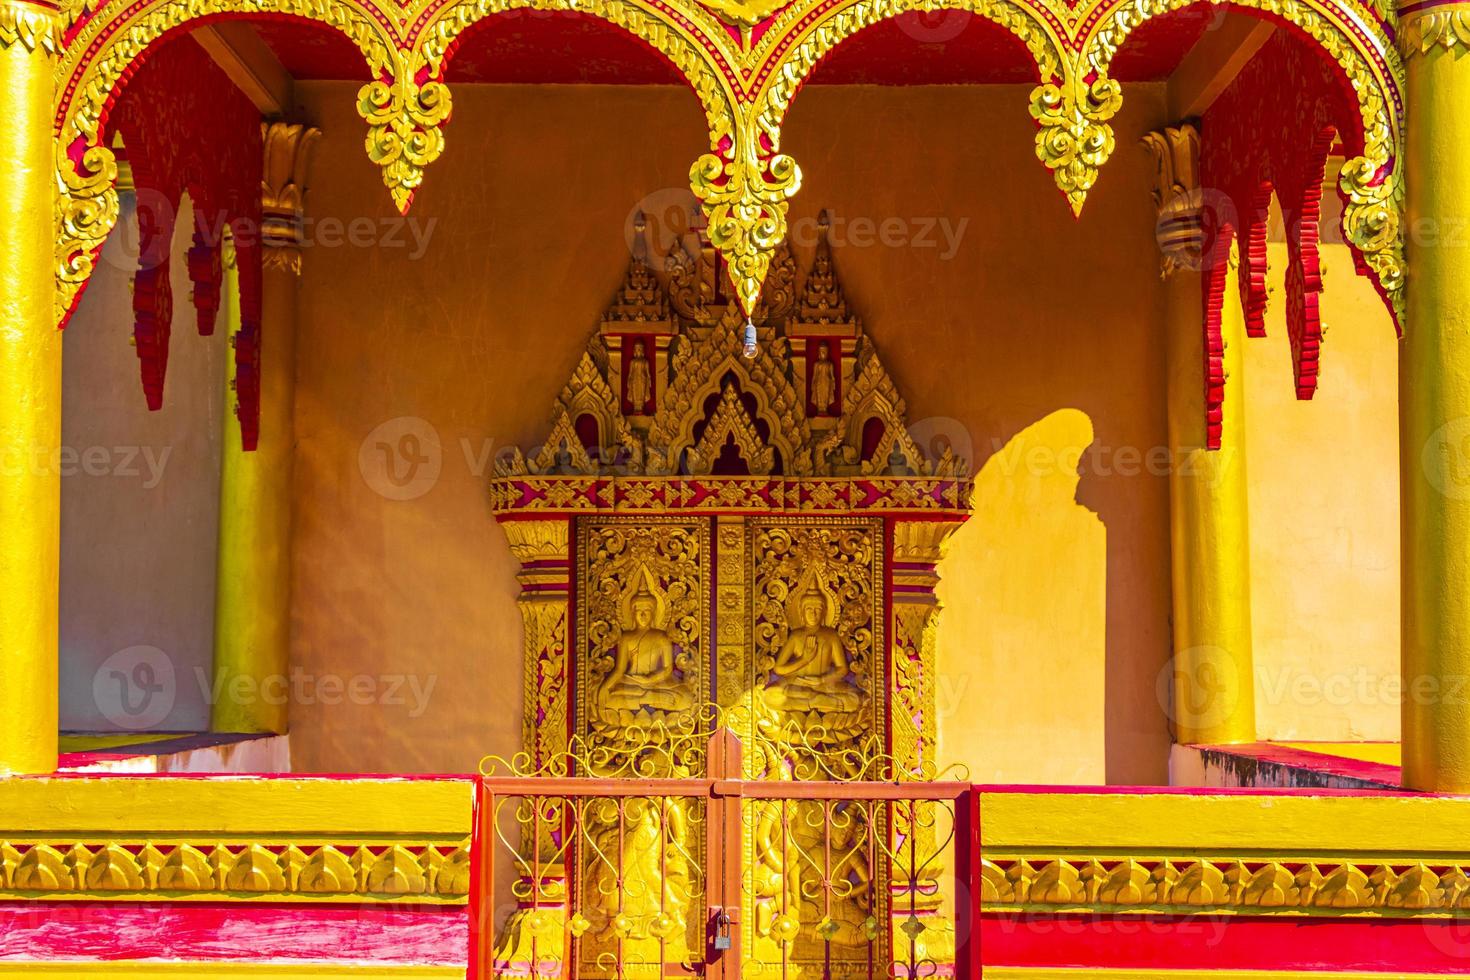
[988,971,1455,980]
[0,966,461,979]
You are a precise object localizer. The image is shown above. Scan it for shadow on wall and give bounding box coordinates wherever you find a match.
[936,408,1108,784]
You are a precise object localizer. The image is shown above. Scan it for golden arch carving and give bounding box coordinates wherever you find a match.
[1079,0,1405,322]
[53,3,394,325]
[50,0,1406,324]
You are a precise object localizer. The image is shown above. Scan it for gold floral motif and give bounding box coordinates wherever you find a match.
[358,71,451,214]
[48,0,1405,320]
[1141,123,1203,278]
[55,143,118,327]
[1029,73,1123,216]
[0,840,471,901]
[690,144,801,317]
[982,856,1470,914]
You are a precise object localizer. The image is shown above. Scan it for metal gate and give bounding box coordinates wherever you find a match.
[469,730,979,980]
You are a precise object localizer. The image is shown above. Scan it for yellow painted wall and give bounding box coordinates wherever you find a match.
[59,194,226,732]
[1242,194,1400,741]
[287,81,1172,780]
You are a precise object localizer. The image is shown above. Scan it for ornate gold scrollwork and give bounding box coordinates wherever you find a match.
[1029,72,1123,216]
[358,66,452,214]
[48,0,1404,319]
[51,0,393,326]
[690,136,801,317]
[55,143,119,326]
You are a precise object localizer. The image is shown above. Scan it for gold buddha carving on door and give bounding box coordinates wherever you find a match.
[488,211,972,978]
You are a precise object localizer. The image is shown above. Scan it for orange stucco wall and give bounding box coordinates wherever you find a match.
[287,81,1174,780]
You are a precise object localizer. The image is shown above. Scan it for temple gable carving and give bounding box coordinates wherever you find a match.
[494,211,967,483]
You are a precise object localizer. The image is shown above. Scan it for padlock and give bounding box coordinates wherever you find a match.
[712,907,733,951]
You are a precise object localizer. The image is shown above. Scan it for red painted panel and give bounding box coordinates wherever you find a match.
[981,912,1470,973]
[0,902,468,965]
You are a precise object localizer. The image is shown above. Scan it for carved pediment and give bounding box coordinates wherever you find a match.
[497,210,968,482]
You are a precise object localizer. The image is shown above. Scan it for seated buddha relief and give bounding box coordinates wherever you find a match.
[595,570,696,727]
[765,580,863,716]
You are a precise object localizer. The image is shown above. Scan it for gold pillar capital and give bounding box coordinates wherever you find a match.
[1141,123,1203,279]
[0,0,57,52]
[260,121,321,275]
[1399,2,1470,57]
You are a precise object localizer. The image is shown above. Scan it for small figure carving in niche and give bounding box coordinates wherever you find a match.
[810,341,837,416]
[597,571,695,725]
[626,339,653,415]
[885,441,914,476]
[766,581,861,713]
[551,439,578,475]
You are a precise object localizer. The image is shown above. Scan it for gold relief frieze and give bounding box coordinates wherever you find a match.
[715,515,749,708]
[745,518,885,765]
[0,839,471,902]
[577,517,711,767]
[981,856,1470,916]
[490,476,973,515]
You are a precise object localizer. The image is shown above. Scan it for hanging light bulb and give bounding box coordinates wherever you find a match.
[742,319,758,358]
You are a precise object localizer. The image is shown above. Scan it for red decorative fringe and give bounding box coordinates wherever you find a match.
[1198,30,1360,449]
[108,34,264,449]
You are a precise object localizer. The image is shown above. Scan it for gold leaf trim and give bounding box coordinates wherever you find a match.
[983,857,1470,915]
[0,839,472,902]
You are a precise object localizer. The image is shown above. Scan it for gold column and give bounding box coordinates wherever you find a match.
[1143,124,1256,745]
[503,517,572,772]
[0,0,58,774]
[1400,12,1470,790]
[211,123,318,734]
